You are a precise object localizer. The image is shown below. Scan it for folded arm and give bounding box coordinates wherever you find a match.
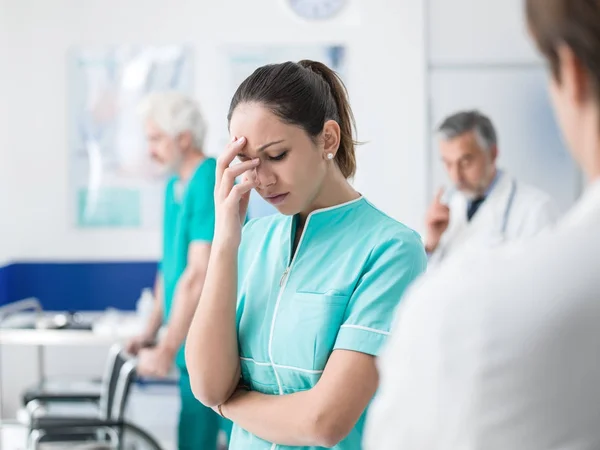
[221,349,378,447]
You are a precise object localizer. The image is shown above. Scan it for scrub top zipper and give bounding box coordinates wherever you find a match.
[279,267,290,287]
[267,215,312,450]
[279,215,302,287]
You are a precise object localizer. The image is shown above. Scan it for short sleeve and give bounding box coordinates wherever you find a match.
[334,234,427,356]
[188,161,216,243]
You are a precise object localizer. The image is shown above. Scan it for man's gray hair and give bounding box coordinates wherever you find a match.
[138,91,207,151]
[436,110,497,151]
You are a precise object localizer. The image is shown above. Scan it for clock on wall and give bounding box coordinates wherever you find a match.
[288,0,347,20]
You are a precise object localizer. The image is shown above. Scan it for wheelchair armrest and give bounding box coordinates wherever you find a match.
[22,378,103,405]
[31,416,123,430]
[24,392,101,405]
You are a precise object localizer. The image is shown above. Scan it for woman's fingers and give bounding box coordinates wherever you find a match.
[227,176,257,203]
[239,189,252,225]
[216,136,247,190]
[219,159,259,199]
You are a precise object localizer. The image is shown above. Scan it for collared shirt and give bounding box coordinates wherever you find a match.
[466,170,503,220]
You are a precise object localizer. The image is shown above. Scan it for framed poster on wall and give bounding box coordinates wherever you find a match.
[68,45,193,229]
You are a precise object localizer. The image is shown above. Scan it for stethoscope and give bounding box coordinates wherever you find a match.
[499,179,518,237]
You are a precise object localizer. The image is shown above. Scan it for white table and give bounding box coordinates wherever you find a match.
[0,329,125,346]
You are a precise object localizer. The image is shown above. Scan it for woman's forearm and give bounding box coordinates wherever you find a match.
[221,390,339,447]
[185,241,241,406]
[222,351,379,446]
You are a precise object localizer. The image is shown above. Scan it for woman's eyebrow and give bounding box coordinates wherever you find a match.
[237,140,286,158]
[256,139,285,153]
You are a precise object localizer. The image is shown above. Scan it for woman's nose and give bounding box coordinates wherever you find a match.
[255,165,276,188]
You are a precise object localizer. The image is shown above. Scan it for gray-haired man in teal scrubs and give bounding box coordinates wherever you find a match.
[126,91,232,450]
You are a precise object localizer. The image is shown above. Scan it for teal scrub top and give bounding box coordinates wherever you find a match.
[162,157,216,368]
[232,196,427,450]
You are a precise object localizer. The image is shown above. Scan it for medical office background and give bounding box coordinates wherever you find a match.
[0,0,582,434]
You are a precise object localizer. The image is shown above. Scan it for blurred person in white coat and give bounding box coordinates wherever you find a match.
[365,0,600,448]
[425,110,559,268]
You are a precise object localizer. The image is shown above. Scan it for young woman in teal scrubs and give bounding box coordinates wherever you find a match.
[185,60,427,450]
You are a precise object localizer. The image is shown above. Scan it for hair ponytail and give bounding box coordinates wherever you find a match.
[297,60,357,178]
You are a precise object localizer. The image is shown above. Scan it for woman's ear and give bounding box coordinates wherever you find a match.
[322,120,341,157]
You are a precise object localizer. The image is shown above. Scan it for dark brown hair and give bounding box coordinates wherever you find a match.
[526,0,600,105]
[227,60,357,178]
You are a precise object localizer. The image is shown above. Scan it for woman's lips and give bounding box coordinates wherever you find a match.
[265,193,289,205]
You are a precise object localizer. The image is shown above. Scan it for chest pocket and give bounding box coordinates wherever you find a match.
[279,291,349,371]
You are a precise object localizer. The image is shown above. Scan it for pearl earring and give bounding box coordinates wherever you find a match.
[327,153,334,160]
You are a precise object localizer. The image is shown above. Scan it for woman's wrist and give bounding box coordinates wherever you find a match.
[219,387,251,419]
[212,231,241,251]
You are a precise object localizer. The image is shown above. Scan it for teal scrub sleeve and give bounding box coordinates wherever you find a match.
[188,164,216,243]
[334,235,427,356]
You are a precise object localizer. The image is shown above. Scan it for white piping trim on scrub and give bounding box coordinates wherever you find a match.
[239,357,271,366]
[340,324,390,336]
[309,195,364,216]
[268,291,287,398]
[240,357,324,374]
[273,364,323,375]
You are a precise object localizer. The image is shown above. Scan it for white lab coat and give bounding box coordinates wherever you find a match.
[364,180,600,450]
[429,171,559,268]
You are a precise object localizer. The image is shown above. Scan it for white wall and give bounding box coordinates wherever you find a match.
[428,0,540,65]
[2,0,428,262]
[0,0,13,265]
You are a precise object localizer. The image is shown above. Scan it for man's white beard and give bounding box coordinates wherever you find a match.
[461,166,495,200]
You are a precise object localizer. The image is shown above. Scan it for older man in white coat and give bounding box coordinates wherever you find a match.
[426,110,558,267]
[365,0,600,449]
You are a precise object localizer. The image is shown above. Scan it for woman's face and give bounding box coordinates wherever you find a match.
[229,102,334,216]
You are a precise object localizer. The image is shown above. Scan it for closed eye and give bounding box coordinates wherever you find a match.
[269,151,288,162]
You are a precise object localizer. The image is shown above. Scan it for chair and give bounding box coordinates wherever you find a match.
[1,297,98,410]
[21,343,157,410]
[20,344,121,413]
[25,345,163,450]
